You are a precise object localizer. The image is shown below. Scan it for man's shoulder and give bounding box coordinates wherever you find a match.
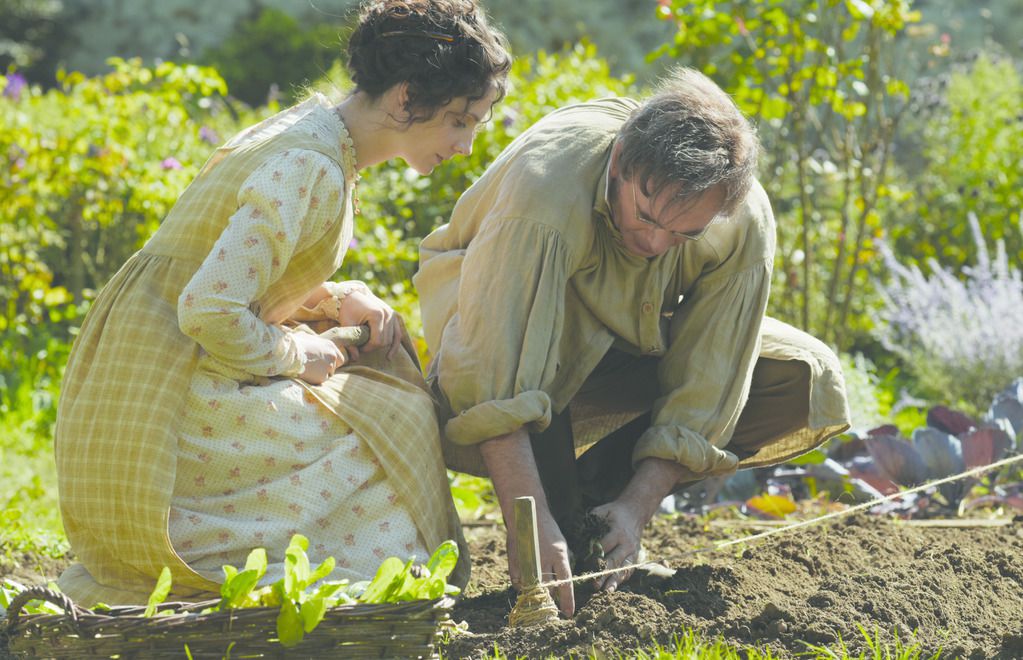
[497,97,636,185]
[542,96,640,123]
[517,97,638,145]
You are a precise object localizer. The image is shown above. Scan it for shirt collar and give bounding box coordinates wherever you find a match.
[592,140,623,244]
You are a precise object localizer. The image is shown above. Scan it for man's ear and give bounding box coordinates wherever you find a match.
[608,139,623,178]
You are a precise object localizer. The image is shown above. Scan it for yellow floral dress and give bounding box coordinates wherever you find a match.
[55,95,466,605]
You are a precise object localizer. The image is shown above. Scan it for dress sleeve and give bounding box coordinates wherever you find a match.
[177,149,347,378]
[434,218,571,445]
[632,258,772,477]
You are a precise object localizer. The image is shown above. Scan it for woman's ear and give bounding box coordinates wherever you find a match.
[390,81,411,120]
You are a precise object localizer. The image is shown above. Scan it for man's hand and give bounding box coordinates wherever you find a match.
[505,500,574,614]
[591,456,687,592]
[479,428,576,617]
[590,499,645,592]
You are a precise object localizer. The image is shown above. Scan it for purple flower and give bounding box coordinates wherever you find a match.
[348,238,359,249]
[872,212,1023,408]
[161,156,183,171]
[199,126,221,145]
[3,73,27,101]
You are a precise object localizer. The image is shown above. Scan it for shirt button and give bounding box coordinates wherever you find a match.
[641,302,654,314]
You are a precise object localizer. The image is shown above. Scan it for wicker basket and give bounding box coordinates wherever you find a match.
[4,585,454,659]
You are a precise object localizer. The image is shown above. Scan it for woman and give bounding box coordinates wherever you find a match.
[54,0,510,605]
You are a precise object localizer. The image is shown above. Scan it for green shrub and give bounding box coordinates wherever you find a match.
[0,58,268,411]
[0,57,255,322]
[840,352,888,433]
[893,54,1023,268]
[202,7,346,107]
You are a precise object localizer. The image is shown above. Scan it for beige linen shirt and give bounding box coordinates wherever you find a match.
[416,97,849,480]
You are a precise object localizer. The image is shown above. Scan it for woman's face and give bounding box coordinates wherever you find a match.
[399,86,500,175]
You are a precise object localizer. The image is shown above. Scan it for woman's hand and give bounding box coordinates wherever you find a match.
[293,332,346,385]
[336,288,405,359]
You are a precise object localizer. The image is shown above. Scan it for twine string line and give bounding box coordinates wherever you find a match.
[537,452,1023,590]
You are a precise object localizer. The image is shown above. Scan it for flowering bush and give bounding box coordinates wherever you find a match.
[0,58,246,332]
[0,59,263,420]
[872,212,1023,412]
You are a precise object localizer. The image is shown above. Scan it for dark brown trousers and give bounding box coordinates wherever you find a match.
[530,351,811,529]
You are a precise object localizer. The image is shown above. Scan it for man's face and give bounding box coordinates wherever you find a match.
[608,169,725,259]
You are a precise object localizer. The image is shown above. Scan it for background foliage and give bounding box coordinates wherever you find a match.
[892,54,1023,267]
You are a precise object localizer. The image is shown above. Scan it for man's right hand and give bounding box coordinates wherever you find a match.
[505,498,575,616]
[479,427,576,617]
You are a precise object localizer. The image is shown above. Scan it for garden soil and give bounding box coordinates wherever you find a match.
[3,515,1023,659]
[444,514,1023,659]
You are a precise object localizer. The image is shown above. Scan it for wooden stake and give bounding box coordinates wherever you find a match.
[514,496,542,589]
[509,496,560,627]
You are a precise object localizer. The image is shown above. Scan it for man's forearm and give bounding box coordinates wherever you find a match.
[478,427,549,517]
[616,457,687,525]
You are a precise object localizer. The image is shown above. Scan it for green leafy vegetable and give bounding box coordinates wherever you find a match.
[138,534,459,647]
[144,567,173,617]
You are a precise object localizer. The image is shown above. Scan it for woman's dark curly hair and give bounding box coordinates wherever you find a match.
[347,0,511,122]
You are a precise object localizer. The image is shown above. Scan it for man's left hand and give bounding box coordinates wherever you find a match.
[590,456,687,592]
[590,500,645,592]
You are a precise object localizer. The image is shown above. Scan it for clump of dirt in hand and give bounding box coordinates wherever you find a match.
[562,509,612,605]
[564,510,611,573]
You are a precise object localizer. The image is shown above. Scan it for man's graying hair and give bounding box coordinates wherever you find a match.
[617,67,759,217]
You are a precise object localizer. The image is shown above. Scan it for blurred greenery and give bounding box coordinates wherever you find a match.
[0,333,70,565]
[201,7,345,107]
[892,53,1023,268]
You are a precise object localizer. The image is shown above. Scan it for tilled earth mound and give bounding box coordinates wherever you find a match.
[444,515,1023,659]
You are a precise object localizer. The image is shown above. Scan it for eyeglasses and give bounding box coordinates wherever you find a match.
[630,179,711,241]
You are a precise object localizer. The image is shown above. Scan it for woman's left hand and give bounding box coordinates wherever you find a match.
[336,288,405,359]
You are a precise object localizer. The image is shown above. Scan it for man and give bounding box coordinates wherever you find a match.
[414,67,850,616]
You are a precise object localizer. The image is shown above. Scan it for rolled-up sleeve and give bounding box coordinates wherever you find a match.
[633,258,772,476]
[434,218,571,445]
[177,149,345,378]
